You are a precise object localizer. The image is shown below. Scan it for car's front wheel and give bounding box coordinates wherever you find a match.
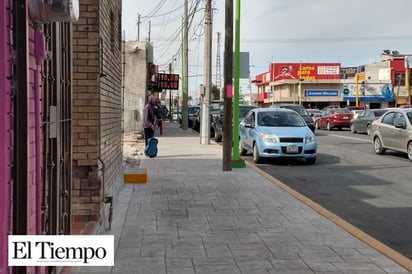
[326,122,332,131]
[214,130,222,142]
[239,139,247,156]
[253,143,263,164]
[366,125,371,136]
[407,141,412,161]
[350,123,356,133]
[373,137,386,155]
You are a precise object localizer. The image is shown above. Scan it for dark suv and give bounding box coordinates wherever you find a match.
[270,104,316,132]
[191,101,224,136]
[212,105,257,142]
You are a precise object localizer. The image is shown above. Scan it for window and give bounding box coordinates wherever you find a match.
[381,112,396,125]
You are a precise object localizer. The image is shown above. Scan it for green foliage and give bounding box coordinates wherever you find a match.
[211,85,221,100]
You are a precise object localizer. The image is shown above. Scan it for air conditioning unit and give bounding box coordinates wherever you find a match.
[29,0,79,23]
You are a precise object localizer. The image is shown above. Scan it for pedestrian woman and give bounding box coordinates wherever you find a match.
[143,95,157,146]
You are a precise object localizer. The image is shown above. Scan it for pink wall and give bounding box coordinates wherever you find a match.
[0,1,11,272]
[0,1,44,272]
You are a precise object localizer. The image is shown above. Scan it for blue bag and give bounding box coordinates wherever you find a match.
[144,137,158,158]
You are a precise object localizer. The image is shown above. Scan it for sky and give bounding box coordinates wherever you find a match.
[122,0,412,98]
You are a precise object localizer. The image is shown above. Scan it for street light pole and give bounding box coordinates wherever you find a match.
[181,0,189,129]
[200,0,212,144]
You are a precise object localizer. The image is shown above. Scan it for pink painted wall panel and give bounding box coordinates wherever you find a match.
[0,1,11,272]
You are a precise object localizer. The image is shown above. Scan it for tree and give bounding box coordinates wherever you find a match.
[211,85,221,100]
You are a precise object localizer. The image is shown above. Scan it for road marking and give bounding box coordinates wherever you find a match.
[245,161,412,272]
[326,133,372,143]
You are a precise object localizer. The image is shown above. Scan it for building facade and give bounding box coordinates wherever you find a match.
[0,0,75,272]
[71,0,123,232]
[254,53,412,109]
[123,41,153,135]
[255,63,343,109]
[0,1,12,271]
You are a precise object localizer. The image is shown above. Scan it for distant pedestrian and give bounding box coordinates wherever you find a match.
[143,95,157,146]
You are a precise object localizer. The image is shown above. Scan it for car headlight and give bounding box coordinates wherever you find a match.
[305,134,316,143]
[259,133,279,143]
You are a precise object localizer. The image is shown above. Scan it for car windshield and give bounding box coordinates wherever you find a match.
[210,101,223,111]
[188,107,199,114]
[257,111,306,127]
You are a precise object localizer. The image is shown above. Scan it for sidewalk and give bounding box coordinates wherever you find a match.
[77,122,411,274]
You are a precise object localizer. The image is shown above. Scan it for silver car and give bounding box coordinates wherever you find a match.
[370,108,412,161]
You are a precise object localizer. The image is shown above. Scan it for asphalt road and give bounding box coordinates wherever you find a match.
[243,129,412,260]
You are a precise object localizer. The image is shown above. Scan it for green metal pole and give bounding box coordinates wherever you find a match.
[231,0,245,168]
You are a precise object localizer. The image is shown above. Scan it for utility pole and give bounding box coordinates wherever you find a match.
[182,0,189,130]
[200,0,212,144]
[222,0,233,170]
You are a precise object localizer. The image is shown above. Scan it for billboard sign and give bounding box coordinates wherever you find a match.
[270,63,341,81]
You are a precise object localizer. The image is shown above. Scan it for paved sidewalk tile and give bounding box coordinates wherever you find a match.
[73,122,411,274]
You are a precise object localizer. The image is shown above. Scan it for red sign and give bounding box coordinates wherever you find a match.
[253,72,270,86]
[257,92,268,102]
[270,63,341,81]
[156,73,180,90]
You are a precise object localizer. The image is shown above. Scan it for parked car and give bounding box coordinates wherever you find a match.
[172,110,181,122]
[188,105,200,128]
[315,108,353,130]
[370,108,412,161]
[270,104,316,132]
[239,108,317,164]
[399,104,412,108]
[213,105,256,142]
[192,100,224,135]
[350,109,389,135]
[307,108,322,120]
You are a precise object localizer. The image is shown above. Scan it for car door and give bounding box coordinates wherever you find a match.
[379,112,397,148]
[240,111,255,151]
[390,112,408,152]
[244,112,256,151]
[357,110,370,132]
[317,110,327,128]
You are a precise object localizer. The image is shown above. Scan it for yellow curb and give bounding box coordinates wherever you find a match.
[246,161,412,273]
[124,168,147,184]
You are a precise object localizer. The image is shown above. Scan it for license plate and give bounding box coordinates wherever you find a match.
[286,144,298,153]
[343,116,348,119]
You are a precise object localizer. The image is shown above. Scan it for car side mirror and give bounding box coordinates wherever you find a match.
[244,122,253,128]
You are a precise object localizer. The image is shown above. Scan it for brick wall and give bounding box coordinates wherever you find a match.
[72,0,123,226]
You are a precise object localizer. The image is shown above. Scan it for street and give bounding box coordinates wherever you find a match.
[243,129,412,260]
